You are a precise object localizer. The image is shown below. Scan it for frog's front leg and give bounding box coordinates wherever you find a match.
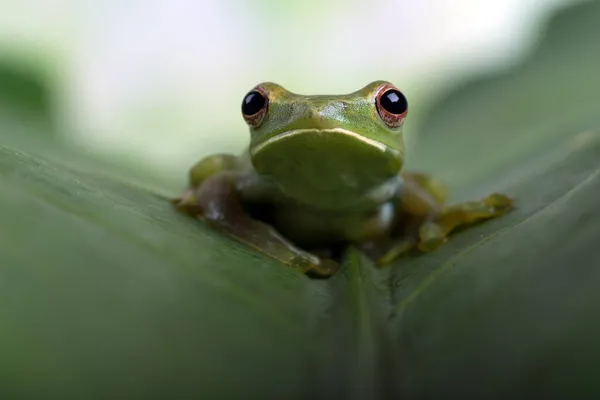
[378,172,513,265]
[173,153,239,211]
[173,155,338,277]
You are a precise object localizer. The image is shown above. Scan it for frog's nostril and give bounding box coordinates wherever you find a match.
[317,103,341,119]
[308,108,326,123]
[301,103,342,129]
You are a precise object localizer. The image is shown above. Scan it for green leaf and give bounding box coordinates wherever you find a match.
[2,1,600,398]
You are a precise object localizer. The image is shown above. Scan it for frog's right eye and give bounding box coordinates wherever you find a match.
[241,86,269,128]
[375,83,408,129]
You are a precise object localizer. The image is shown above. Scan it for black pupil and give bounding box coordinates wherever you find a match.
[242,91,266,116]
[380,89,407,115]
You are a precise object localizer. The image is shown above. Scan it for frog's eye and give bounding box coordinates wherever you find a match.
[375,84,408,128]
[241,86,269,128]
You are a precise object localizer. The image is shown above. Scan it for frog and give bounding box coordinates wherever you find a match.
[173,81,513,277]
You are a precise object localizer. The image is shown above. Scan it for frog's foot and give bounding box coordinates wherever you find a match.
[376,237,417,266]
[417,192,514,252]
[369,215,422,266]
[300,256,340,278]
[172,188,204,217]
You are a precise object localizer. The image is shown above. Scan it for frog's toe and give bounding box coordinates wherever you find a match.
[172,188,191,205]
[484,193,514,213]
[303,257,339,278]
[417,222,448,252]
[172,189,204,216]
[172,197,186,208]
[376,238,416,265]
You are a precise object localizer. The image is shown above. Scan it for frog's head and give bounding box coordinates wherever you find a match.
[242,81,407,209]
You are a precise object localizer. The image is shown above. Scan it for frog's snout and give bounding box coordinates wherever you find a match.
[300,103,349,130]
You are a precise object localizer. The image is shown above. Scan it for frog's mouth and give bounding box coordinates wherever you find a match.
[250,128,403,209]
[250,128,395,156]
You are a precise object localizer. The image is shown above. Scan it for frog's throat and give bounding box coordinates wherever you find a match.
[249,128,400,157]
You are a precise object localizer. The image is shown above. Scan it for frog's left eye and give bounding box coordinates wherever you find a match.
[241,86,269,128]
[375,84,408,128]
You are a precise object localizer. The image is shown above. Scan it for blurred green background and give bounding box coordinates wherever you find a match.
[2,0,600,398]
[0,0,579,190]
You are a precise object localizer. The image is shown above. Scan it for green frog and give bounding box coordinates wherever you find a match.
[174,81,513,277]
